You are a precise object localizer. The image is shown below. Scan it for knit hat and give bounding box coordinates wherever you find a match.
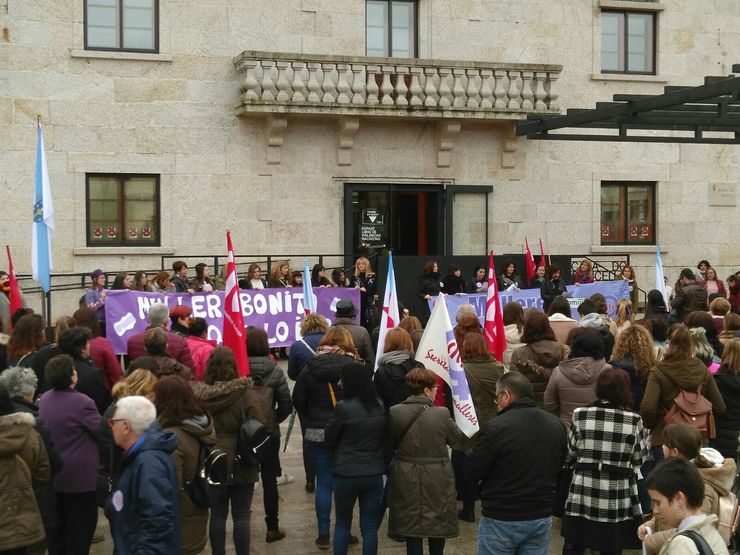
[91,269,105,280]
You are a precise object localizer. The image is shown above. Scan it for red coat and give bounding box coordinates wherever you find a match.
[126,326,194,370]
[89,336,122,389]
[185,335,217,381]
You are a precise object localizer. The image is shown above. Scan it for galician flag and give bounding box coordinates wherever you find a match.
[5,245,23,327]
[374,252,400,372]
[415,294,479,437]
[655,244,668,307]
[524,237,536,284]
[302,258,314,314]
[484,251,507,362]
[32,120,54,293]
[222,231,250,376]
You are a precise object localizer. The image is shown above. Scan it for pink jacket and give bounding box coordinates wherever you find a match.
[186,335,217,380]
[89,336,121,389]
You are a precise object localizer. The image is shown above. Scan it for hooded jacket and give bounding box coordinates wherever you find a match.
[543,357,610,428]
[503,323,524,370]
[509,340,569,408]
[374,350,415,414]
[185,335,215,381]
[548,313,577,344]
[640,357,726,444]
[579,313,616,359]
[246,356,292,436]
[0,411,49,552]
[110,421,181,555]
[126,326,195,371]
[712,369,740,457]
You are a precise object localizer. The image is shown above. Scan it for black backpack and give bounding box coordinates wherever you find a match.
[184,437,229,508]
[234,395,271,469]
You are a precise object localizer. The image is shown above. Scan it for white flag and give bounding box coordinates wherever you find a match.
[655,244,668,307]
[374,252,400,371]
[415,294,479,438]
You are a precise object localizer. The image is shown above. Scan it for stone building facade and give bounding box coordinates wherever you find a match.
[1,0,738,314]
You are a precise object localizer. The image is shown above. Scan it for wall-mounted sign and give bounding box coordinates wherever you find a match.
[709,183,736,206]
[362,208,384,225]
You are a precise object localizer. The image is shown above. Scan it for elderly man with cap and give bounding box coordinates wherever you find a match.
[84,269,107,329]
[330,299,374,364]
[125,303,194,371]
[109,395,181,554]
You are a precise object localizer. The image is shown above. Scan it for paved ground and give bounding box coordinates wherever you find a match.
[91,361,642,554]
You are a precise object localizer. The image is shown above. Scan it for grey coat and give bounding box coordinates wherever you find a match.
[387,395,467,539]
[331,319,375,363]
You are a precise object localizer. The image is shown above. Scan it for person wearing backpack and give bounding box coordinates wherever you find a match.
[246,328,293,543]
[640,325,726,465]
[192,347,266,555]
[639,424,736,552]
[155,375,218,555]
[643,458,729,554]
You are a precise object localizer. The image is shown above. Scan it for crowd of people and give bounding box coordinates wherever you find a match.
[0,256,739,555]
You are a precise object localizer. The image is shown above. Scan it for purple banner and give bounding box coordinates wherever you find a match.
[104,288,361,354]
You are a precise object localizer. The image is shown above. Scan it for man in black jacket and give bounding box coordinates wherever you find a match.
[466,372,567,555]
[671,267,709,322]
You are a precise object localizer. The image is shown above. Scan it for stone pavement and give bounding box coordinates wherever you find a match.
[91,362,643,554]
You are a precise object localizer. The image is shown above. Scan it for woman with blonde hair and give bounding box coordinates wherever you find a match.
[292,326,358,548]
[610,324,656,410]
[720,313,740,346]
[573,259,594,285]
[268,260,292,288]
[349,257,377,332]
[239,263,267,290]
[614,299,633,337]
[374,327,415,414]
[712,339,740,458]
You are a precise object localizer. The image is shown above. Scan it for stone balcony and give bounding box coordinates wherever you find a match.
[232,51,562,165]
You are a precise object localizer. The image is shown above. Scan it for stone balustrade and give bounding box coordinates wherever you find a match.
[233,51,562,120]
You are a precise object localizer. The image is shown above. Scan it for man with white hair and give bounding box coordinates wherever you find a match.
[109,396,180,554]
[125,302,194,369]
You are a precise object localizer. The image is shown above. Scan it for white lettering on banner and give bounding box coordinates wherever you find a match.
[136,296,169,320]
[424,348,450,376]
[268,293,283,314]
[191,295,206,317]
[207,324,222,344]
[207,294,223,318]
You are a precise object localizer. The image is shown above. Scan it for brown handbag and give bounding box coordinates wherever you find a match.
[663,385,716,439]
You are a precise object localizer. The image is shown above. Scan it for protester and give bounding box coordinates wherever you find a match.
[700,266,726,298]
[142,327,192,379]
[290,270,303,288]
[540,264,566,313]
[85,268,107,327]
[729,272,740,314]
[373,327,416,414]
[614,299,633,337]
[332,268,349,287]
[194,347,264,554]
[331,300,374,364]
[577,299,615,360]
[190,262,214,293]
[398,315,422,337]
[710,297,731,335]
[126,302,194,370]
[640,325,725,465]
[562,367,646,554]
[109,395,181,554]
[132,270,153,292]
[269,260,292,288]
[671,268,709,321]
[544,328,610,429]
[645,289,670,322]
[417,260,441,322]
[685,309,724,359]
[246,328,293,540]
[572,259,595,284]
[466,371,567,555]
[169,304,193,336]
[441,264,465,295]
[171,260,193,293]
[186,317,215,380]
[609,324,656,412]
[650,317,669,360]
[155,375,217,555]
[349,257,377,332]
[0,383,50,555]
[590,292,619,337]
[311,264,333,287]
[453,312,482,357]
[239,263,267,290]
[38,354,100,555]
[640,424,735,553]
[73,306,122,389]
[502,301,525,369]
[467,265,487,293]
[711,339,740,458]
[499,259,522,290]
[547,296,577,344]
[58,327,112,414]
[619,265,639,310]
[720,313,740,346]
[292,327,357,549]
[111,272,132,290]
[152,270,175,293]
[6,313,47,384]
[509,312,568,407]
[529,264,546,288]
[324,362,386,555]
[387,367,468,555]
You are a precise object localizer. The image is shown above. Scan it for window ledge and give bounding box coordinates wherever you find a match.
[598,1,666,11]
[591,73,667,84]
[591,245,664,255]
[70,49,174,62]
[74,247,175,256]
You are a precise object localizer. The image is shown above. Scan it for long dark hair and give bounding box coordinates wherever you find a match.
[204,347,238,384]
[155,375,206,426]
[340,363,380,411]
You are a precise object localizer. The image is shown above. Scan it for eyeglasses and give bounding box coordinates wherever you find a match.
[108,418,127,428]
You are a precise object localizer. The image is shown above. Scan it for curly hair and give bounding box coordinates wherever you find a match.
[454,313,482,350]
[7,314,46,358]
[611,324,656,376]
[111,369,157,400]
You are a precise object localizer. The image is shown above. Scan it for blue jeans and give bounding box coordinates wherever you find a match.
[333,475,383,555]
[477,516,551,555]
[310,442,334,537]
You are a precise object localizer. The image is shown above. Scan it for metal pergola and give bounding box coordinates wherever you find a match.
[517,63,740,144]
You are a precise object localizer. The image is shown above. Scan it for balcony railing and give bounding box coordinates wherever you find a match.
[233,51,562,120]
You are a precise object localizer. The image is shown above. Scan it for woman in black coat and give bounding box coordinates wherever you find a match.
[441,264,465,295]
[711,339,740,458]
[540,264,566,313]
[417,260,441,323]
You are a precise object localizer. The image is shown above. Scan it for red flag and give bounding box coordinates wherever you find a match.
[5,245,23,328]
[222,231,250,376]
[484,251,507,362]
[524,237,536,284]
[538,238,546,269]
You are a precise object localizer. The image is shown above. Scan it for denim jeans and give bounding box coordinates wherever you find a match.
[333,474,383,555]
[477,515,551,555]
[209,483,255,555]
[310,442,334,537]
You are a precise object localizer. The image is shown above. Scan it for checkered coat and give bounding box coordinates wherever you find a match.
[565,403,648,522]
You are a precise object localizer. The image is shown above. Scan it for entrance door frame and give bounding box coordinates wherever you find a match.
[342,181,493,257]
